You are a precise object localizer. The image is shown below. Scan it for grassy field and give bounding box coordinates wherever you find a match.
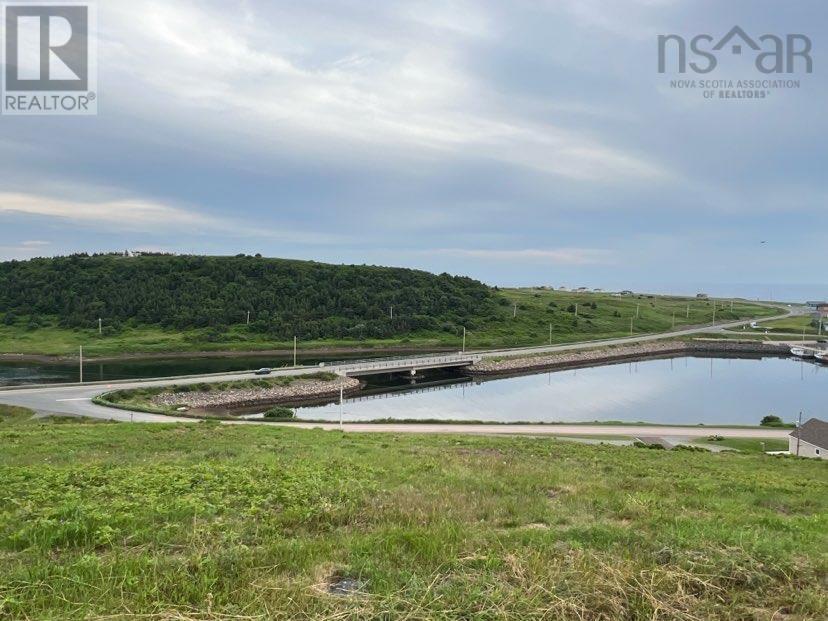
[695,437,790,453]
[744,315,824,336]
[0,291,779,357]
[0,417,825,620]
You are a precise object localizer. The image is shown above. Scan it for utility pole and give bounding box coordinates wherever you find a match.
[549,323,553,346]
[513,303,517,319]
[636,304,640,319]
[687,304,690,319]
[672,312,676,330]
[98,318,102,335]
[246,311,250,325]
[796,411,802,457]
[712,306,716,326]
[339,387,344,430]
[79,346,83,383]
[293,336,297,367]
[390,306,394,320]
[575,303,578,317]
[462,326,466,353]
[630,317,634,336]
[802,325,807,343]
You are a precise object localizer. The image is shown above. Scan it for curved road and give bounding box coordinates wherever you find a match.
[0,303,802,436]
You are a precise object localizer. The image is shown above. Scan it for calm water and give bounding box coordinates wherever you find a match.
[0,352,396,386]
[287,355,827,426]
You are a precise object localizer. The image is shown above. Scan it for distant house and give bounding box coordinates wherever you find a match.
[575,287,588,293]
[619,290,634,296]
[696,293,709,299]
[789,418,828,460]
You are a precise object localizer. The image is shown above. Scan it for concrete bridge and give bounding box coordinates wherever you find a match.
[335,353,482,377]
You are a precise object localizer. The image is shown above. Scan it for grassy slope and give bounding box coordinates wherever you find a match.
[0,291,778,357]
[695,437,790,453]
[0,422,825,620]
[744,314,823,335]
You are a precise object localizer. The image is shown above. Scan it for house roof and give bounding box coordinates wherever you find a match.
[790,418,828,449]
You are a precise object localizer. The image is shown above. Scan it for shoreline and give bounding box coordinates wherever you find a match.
[0,346,456,364]
[467,340,790,375]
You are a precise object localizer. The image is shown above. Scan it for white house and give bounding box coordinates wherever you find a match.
[789,418,828,460]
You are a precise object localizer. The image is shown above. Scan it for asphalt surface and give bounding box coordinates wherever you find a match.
[0,304,800,432]
[262,422,792,440]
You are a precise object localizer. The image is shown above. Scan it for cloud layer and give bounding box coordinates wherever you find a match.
[0,0,825,296]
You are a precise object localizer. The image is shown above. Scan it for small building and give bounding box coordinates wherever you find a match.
[696,293,709,299]
[811,304,828,319]
[789,418,828,459]
[619,290,634,296]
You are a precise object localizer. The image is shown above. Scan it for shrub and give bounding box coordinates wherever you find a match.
[264,406,295,420]
[761,415,784,427]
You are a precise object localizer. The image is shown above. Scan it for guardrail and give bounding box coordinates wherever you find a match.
[335,354,480,374]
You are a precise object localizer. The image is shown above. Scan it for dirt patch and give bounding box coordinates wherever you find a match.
[546,485,575,500]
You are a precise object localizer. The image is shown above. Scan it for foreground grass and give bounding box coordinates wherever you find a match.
[0,291,778,357]
[0,422,825,620]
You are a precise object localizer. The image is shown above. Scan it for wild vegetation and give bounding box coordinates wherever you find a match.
[0,253,494,339]
[0,255,777,356]
[0,420,824,620]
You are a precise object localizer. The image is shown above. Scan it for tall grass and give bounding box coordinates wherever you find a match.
[0,421,825,619]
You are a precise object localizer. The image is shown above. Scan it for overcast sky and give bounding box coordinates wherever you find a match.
[1,0,825,299]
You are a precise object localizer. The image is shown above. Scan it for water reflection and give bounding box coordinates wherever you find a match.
[292,356,826,426]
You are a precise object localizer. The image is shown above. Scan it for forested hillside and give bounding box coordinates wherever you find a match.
[0,254,499,340]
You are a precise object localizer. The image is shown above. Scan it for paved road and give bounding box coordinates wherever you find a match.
[0,303,797,426]
[262,422,792,440]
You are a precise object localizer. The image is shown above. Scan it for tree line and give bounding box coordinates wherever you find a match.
[0,254,499,339]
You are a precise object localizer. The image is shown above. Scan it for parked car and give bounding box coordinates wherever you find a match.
[254,368,272,376]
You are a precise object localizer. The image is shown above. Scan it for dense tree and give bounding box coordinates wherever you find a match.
[0,254,497,339]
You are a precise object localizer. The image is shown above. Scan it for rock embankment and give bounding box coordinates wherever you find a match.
[152,375,361,409]
[467,340,790,376]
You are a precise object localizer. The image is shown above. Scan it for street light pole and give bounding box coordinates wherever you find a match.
[513,303,517,319]
[630,317,634,336]
[462,326,466,353]
[98,318,102,335]
[79,346,83,383]
[796,411,802,457]
[293,336,297,367]
[549,323,553,345]
[339,387,344,430]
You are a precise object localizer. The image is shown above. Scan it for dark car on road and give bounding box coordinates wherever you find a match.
[254,368,272,376]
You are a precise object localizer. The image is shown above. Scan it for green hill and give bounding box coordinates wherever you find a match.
[0,254,497,340]
[0,254,778,356]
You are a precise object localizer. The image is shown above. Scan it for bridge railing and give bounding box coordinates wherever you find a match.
[331,354,480,374]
